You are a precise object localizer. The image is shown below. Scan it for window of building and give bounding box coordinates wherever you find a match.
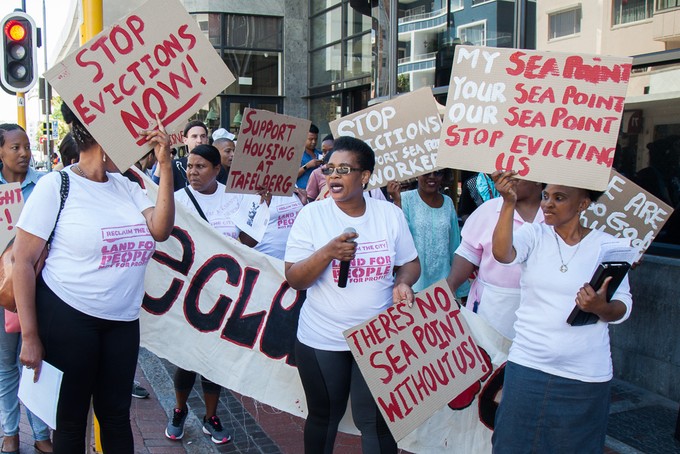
[613,0,653,25]
[458,21,487,46]
[657,0,680,10]
[471,0,494,5]
[549,6,582,40]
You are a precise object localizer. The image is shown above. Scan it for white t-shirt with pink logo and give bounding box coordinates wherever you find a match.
[17,169,155,321]
[285,195,418,351]
[239,194,304,260]
[175,182,243,239]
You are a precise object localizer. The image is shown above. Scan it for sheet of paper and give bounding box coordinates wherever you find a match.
[18,361,63,429]
[597,238,638,265]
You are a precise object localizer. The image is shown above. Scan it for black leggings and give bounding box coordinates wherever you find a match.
[36,278,139,454]
[173,368,221,395]
[295,340,397,454]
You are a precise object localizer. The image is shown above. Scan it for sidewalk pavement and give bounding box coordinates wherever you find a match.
[8,347,680,453]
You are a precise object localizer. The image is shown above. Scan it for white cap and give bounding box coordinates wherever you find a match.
[212,128,235,141]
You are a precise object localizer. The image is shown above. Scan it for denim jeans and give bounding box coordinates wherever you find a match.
[0,309,51,441]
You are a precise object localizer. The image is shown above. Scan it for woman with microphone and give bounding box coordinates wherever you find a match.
[285,136,420,454]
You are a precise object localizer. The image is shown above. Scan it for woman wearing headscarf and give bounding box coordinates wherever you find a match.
[13,103,174,453]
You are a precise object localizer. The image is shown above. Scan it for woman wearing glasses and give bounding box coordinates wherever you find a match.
[285,136,420,454]
[387,170,469,297]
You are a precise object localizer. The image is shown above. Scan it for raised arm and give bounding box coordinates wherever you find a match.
[492,171,518,264]
[447,254,476,295]
[141,119,175,241]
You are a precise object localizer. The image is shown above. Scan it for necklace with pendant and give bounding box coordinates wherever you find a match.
[74,165,87,179]
[553,228,584,273]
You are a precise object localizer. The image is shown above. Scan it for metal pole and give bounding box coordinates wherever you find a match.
[43,0,51,171]
[389,0,398,99]
[514,0,526,49]
[17,0,27,130]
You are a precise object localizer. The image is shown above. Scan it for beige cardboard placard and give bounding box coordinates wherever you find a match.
[44,0,235,173]
[0,183,24,253]
[226,108,310,196]
[343,280,487,441]
[438,46,632,191]
[330,87,441,190]
[580,170,674,258]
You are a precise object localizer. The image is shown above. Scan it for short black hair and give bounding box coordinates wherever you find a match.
[309,124,319,134]
[322,134,334,142]
[190,144,221,167]
[183,120,208,137]
[61,102,97,151]
[0,123,25,147]
[586,190,605,203]
[331,136,375,173]
[59,133,79,164]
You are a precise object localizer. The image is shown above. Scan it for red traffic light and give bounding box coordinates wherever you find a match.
[0,12,37,94]
[5,20,26,42]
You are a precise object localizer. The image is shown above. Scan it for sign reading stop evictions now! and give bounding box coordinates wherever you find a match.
[45,0,235,172]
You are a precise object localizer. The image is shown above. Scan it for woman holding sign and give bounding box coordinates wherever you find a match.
[285,136,420,454]
[0,124,52,454]
[13,103,175,454]
[490,171,633,453]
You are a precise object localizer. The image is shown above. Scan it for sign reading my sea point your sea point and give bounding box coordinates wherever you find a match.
[437,45,632,191]
[44,0,235,173]
[343,280,487,441]
[226,108,311,197]
[330,87,442,191]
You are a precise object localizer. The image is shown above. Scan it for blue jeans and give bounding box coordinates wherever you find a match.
[0,310,51,441]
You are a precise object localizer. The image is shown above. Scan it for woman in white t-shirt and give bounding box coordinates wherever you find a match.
[285,136,420,454]
[167,144,236,445]
[14,103,175,453]
[490,171,633,453]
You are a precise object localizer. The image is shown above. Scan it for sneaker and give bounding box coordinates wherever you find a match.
[202,415,232,444]
[132,381,149,399]
[165,407,188,440]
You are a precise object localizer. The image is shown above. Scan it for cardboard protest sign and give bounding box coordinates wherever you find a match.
[137,167,510,451]
[580,170,674,259]
[45,0,235,172]
[226,108,310,196]
[343,280,487,441]
[0,183,23,253]
[330,87,441,190]
[438,46,632,191]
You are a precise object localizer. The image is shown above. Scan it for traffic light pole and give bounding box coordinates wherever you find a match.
[16,92,25,128]
[43,0,51,171]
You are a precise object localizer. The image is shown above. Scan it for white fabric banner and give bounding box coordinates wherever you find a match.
[135,169,510,452]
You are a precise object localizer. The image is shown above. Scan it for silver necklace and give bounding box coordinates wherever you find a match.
[73,165,87,179]
[553,228,584,273]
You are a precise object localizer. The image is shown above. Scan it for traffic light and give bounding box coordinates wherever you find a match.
[0,11,38,94]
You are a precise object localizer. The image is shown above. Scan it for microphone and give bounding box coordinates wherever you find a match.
[337,227,357,288]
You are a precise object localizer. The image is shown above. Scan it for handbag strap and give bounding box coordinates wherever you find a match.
[47,171,70,246]
[183,186,209,222]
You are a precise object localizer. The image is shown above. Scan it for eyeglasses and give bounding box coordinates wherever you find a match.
[321,166,363,176]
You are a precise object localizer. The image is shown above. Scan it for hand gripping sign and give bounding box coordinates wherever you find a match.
[45,0,235,173]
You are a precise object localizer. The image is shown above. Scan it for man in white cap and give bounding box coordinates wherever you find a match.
[211,128,236,184]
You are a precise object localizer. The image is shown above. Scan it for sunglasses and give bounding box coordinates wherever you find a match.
[321,165,363,176]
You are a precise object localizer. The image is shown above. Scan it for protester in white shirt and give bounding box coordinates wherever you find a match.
[490,171,633,454]
[166,144,236,445]
[285,136,420,454]
[14,103,174,454]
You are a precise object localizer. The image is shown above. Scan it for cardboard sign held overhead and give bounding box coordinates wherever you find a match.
[343,280,488,441]
[330,87,442,190]
[0,183,23,253]
[580,170,674,259]
[437,46,632,191]
[226,108,310,196]
[45,0,235,172]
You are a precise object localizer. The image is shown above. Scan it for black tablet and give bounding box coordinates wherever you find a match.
[567,261,631,326]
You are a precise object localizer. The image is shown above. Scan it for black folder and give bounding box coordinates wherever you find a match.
[567,261,631,326]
